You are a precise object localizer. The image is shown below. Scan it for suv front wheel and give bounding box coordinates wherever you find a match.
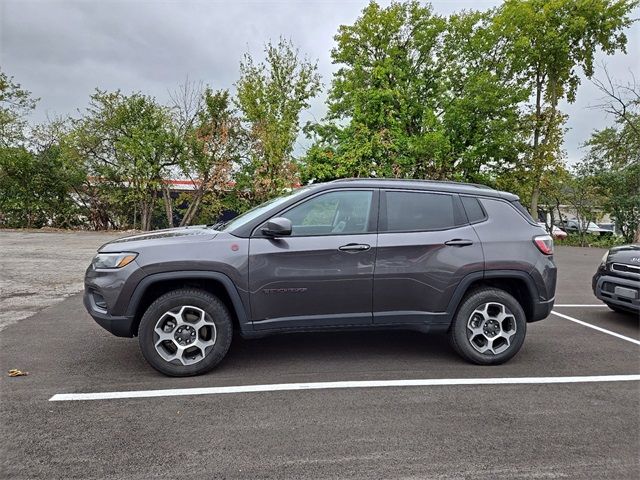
[449,288,527,365]
[138,288,233,376]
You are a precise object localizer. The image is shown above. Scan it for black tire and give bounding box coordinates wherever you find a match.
[449,288,527,365]
[138,288,233,377]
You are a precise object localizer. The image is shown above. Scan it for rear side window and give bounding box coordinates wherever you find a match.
[461,196,487,223]
[510,200,536,223]
[383,191,461,232]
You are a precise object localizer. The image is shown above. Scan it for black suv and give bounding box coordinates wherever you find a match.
[592,244,640,313]
[84,179,557,376]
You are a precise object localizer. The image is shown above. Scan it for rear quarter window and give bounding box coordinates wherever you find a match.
[510,200,536,223]
[478,198,537,227]
[460,196,487,223]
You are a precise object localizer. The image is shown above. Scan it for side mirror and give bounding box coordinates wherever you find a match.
[261,217,292,237]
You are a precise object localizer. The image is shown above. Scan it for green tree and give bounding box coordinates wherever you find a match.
[438,9,531,182]
[303,2,528,183]
[0,70,38,147]
[71,90,181,230]
[304,1,446,181]
[584,126,639,242]
[0,120,86,228]
[537,164,573,230]
[494,0,637,215]
[582,72,639,242]
[171,83,246,226]
[236,37,321,204]
[566,162,605,246]
[0,73,86,229]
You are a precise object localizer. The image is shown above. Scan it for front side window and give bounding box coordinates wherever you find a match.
[282,190,373,236]
[384,191,459,232]
[221,187,312,232]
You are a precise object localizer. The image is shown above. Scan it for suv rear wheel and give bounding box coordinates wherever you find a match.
[138,288,233,376]
[449,288,526,365]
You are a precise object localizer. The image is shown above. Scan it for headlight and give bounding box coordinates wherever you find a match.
[600,250,609,267]
[92,252,138,269]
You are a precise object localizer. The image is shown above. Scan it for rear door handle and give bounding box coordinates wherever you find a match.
[339,243,371,252]
[444,239,473,247]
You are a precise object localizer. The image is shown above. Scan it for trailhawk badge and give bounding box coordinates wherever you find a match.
[263,288,308,294]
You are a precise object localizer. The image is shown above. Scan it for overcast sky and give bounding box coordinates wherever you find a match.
[1,0,638,163]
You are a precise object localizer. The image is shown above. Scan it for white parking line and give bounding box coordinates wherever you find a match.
[49,375,640,402]
[551,310,640,346]
[554,304,607,307]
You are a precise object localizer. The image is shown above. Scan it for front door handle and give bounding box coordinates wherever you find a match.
[339,243,371,252]
[444,239,473,247]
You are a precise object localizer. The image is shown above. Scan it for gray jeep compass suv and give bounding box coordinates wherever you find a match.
[84,179,557,376]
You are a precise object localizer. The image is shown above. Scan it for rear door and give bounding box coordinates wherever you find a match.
[373,189,484,325]
[249,189,378,330]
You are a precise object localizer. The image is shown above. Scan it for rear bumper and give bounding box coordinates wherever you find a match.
[83,290,136,337]
[530,297,554,322]
[593,274,640,312]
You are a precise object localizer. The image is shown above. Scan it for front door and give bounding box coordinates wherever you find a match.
[249,189,378,330]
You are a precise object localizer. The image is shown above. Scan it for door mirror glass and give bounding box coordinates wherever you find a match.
[261,217,292,237]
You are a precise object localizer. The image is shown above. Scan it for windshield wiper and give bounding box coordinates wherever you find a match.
[207,220,227,230]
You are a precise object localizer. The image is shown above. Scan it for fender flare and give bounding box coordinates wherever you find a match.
[445,270,540,318]
[125,271,251,333]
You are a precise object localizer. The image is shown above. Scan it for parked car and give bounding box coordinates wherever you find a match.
[592,244,640,314]
[597,223,616,233]
[537,222,567,240]
[561,219,613,236]
[84,179,557,376]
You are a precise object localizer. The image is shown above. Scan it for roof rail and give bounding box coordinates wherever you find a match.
[329,177,494,190]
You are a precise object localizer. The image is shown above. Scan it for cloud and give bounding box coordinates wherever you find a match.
[1,0,637,163]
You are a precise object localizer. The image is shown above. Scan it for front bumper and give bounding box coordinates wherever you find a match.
[84,289,136,337]
[83,259,145,337]
[593,273,640,312]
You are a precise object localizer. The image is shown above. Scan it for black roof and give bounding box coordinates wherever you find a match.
[320,178,518,201]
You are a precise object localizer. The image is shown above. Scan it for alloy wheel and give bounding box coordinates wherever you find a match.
[153,305,217,365]
[466,302,517,355]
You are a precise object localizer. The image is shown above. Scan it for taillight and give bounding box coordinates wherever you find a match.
[533,235,554,255]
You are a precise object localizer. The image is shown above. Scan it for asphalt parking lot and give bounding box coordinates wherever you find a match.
[1,239,638,479]
[0,230,122,331]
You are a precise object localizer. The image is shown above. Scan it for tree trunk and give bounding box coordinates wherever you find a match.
[140,190,157,231]
[530,73,543,216]
[180,190,204,227]
[555,198,563,227]
[162,182,173,228]
[140,201,151,231]
[530,184,540,222]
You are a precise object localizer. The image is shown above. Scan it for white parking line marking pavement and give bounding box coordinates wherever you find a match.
[49,375,640,402]
[554,304,607,307]
[551,310,640,346]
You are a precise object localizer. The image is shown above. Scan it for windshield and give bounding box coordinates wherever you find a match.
[219,187,312,232]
